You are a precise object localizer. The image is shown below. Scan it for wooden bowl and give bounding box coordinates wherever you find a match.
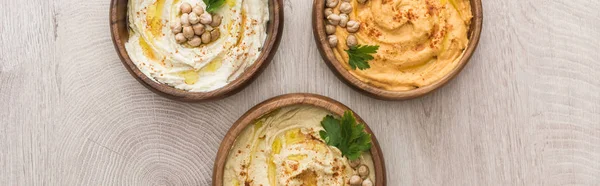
[312,0,483,100]
[212,93,386,186]
[110,0,283,102]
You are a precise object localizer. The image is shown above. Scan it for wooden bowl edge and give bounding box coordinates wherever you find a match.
[212,93,387,186]
[109,0,284,102]
[312,0,483,100]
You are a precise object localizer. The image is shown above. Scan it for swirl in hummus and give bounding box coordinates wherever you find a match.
[125,0,269,92]
[332,0,473,91]
[223,106,376,186]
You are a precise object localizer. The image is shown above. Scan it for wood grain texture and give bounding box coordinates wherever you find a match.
[1,0,599,185]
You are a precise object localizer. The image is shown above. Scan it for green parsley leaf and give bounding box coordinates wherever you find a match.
[203,0,226,13]
[320,115,342,146]
[319,111,372,160]
[345,45,379,70]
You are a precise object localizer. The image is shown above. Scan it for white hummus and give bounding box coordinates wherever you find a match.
[125,0,269,92]
[223,106,376,186]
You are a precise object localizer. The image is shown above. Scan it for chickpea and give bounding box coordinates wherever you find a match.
[349,175,362,186]
[362,178,373,186]
[346,20,360,33]
[188,12,200,25]
[180,2,192,14]
[187,36,202,47]
[192,24,205,35]
[326,0,339,8]
[358,164,370,178]
[327,35,338,47]
[327,14,341,25]
[324,8,334,18]
[349,159,361,168]
[175,33,187,44]
[171,19,182,34]
[346,34,357,48]
[201,32,212,44]
[192,5,204,15]
[210,15,223,27]
[339,2,352,14]
[210,29,220,42]
[182,26,194,39]
[339,14,349,27]
[325,24,336,35]
[200,13,213,25]
[180,13,190,26]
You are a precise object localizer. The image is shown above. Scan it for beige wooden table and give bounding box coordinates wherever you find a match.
[1,0,599,185]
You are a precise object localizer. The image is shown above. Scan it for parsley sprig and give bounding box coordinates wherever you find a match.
[203,0,226,13]
[345,45,379,70]
[319,111,372,160]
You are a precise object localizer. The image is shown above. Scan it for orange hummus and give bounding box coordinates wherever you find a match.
[332,0,473,91]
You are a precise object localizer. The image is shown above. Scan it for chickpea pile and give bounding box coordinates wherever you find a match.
[324,0,366,48]
[348,158,373,186]
[171,2,223,47]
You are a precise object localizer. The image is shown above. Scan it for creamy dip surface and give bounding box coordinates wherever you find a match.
[223,106,376,186]
[125,0,269,92]
[332,0,473,91]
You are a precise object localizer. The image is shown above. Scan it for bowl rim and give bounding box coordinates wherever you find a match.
[312,0,483,100]
[212,93,387,186]
[109,0,284,102]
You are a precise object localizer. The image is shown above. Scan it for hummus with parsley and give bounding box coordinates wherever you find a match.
[125,0,269,92]
[332,0,473,91]
[223,106,376,186]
